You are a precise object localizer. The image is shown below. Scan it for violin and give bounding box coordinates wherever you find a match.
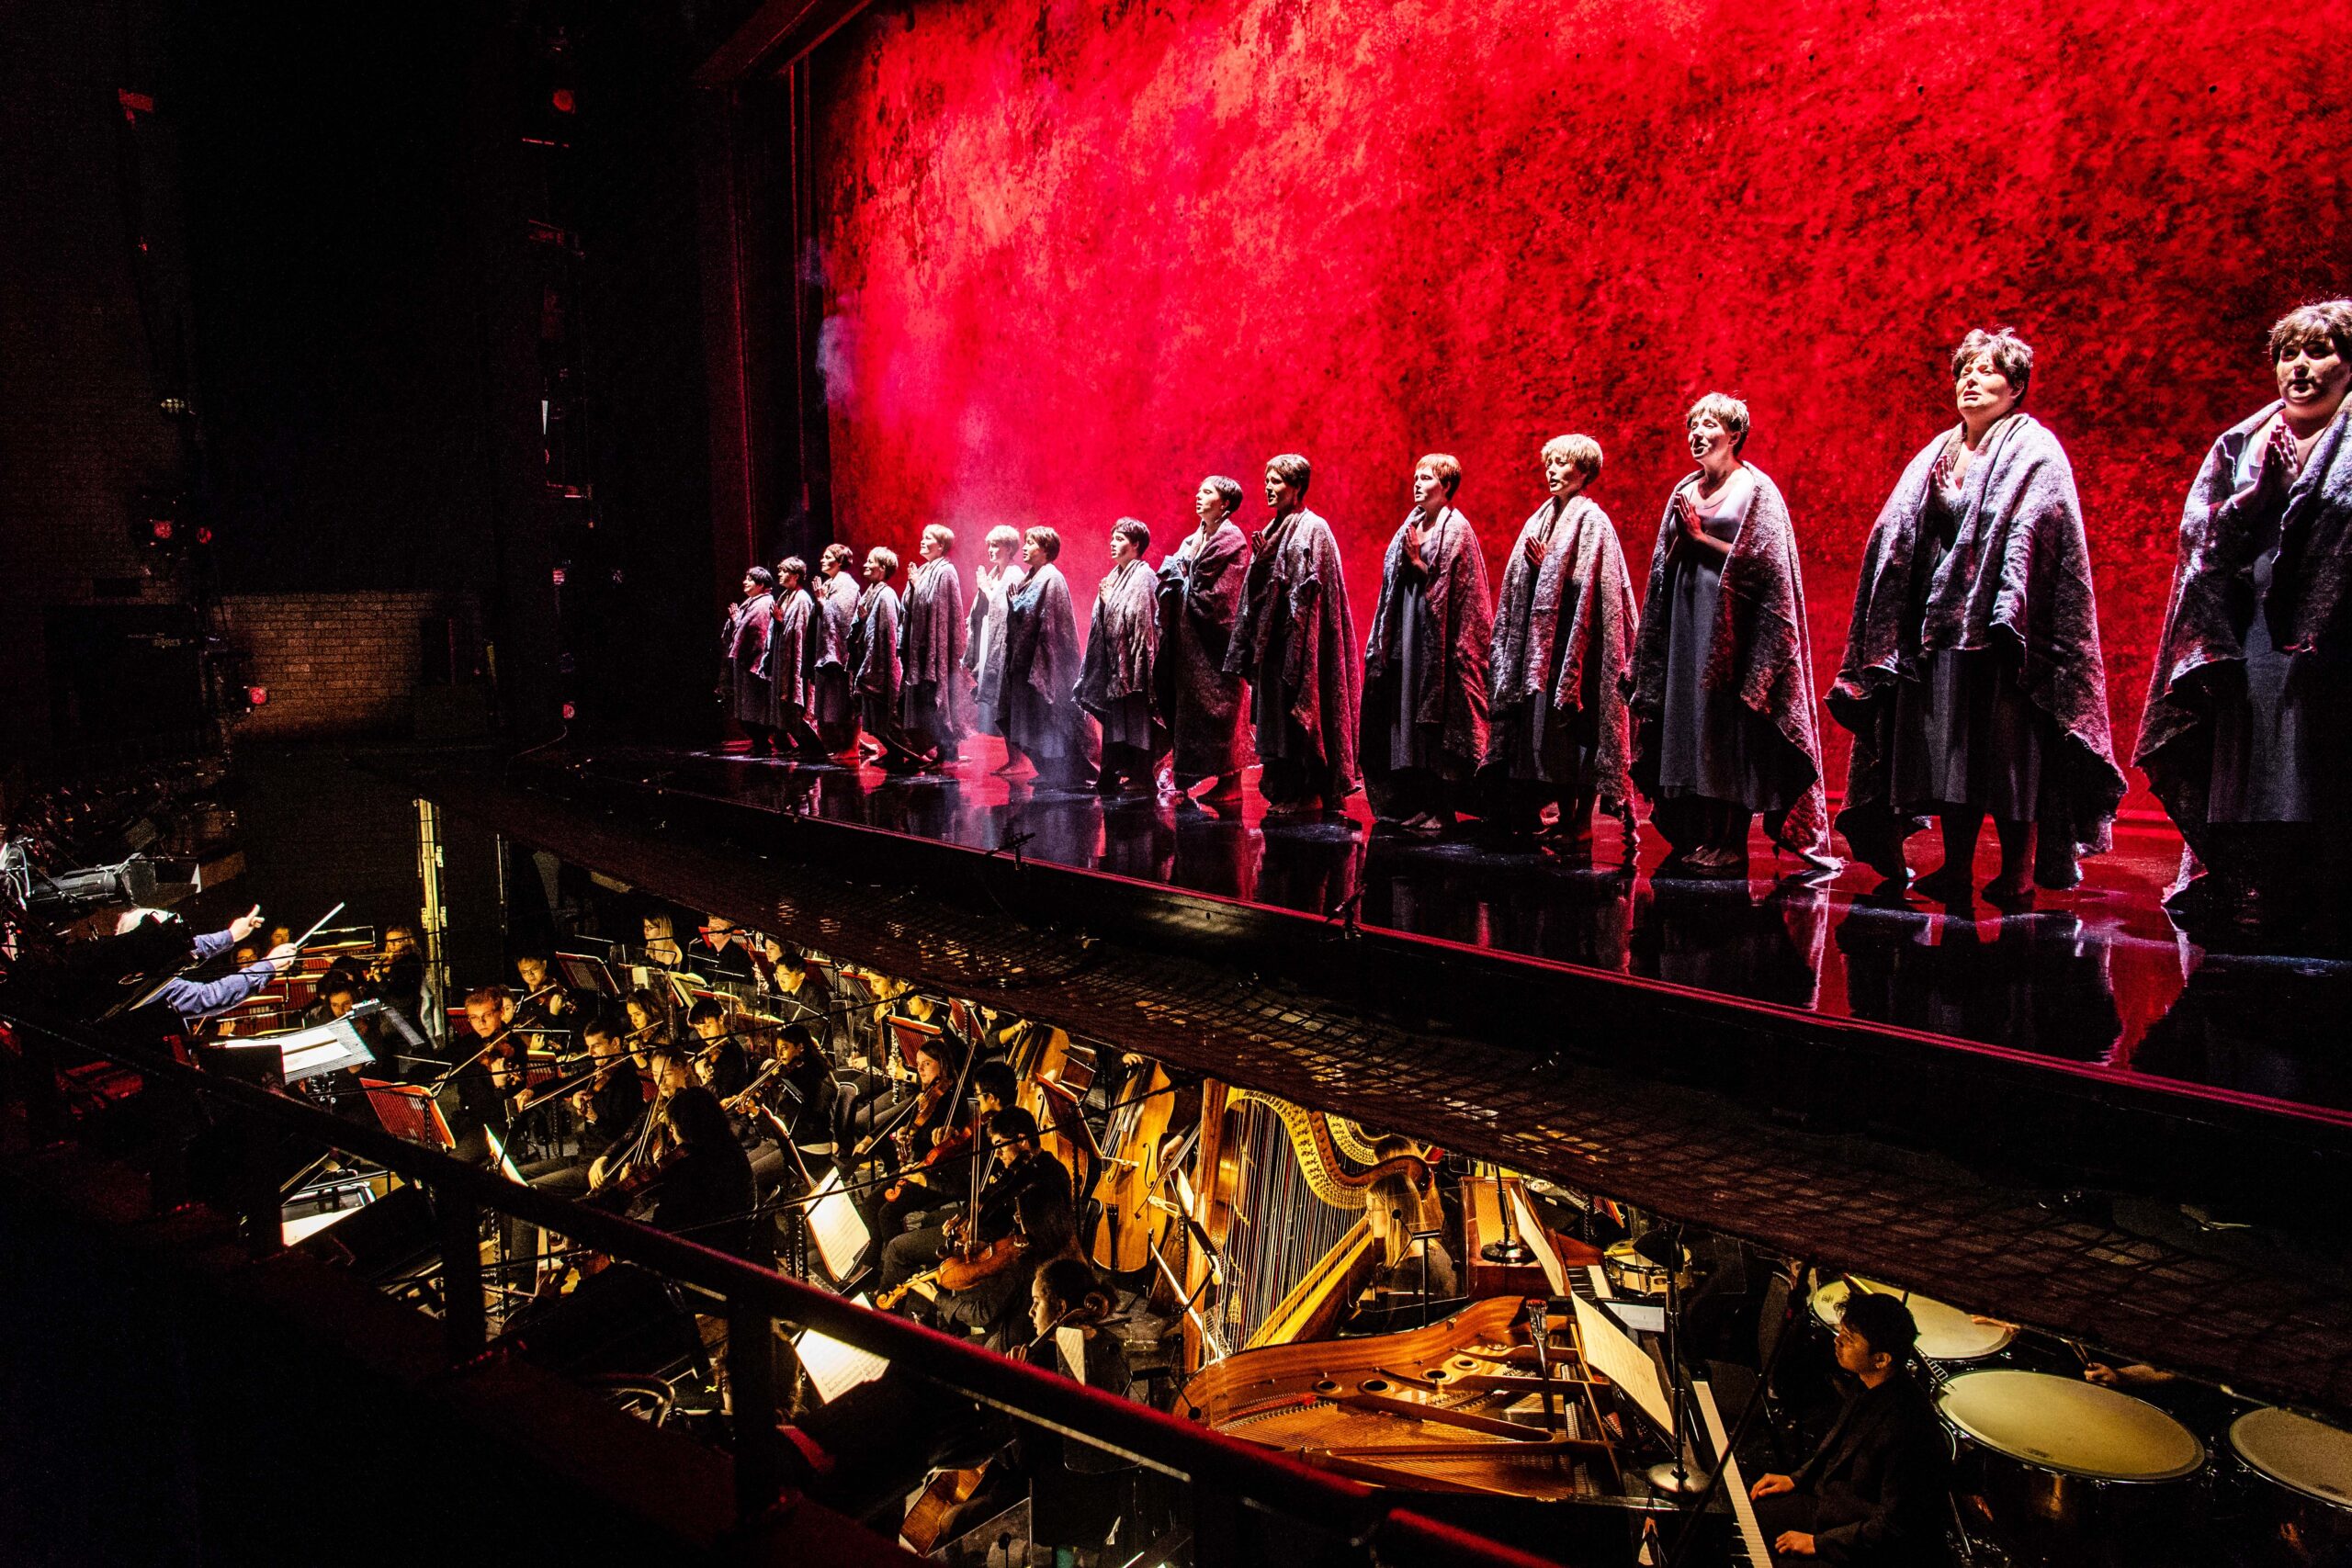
[722,1057,784,1112]
[937,1230,1026,1292]
[586,1091,674,1199]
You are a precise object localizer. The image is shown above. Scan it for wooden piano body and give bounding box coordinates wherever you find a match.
[1174,1294,1695,1564]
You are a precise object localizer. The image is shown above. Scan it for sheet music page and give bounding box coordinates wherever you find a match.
[797,1296,889,1404]
[1509,1185,1568,1297]
[804,1168,871,1280]
[1574,1292,1675,1438]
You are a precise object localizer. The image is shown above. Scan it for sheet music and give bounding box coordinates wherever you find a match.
[802,1168,871,1280]
[1510,1185,1569,1297]
[243,1016,376,1082]
[796,1295,889,1404]
[1574,1292,1675,1438]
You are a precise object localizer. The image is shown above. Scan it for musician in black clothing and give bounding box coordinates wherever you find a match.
[507,1012,646,1264]
[878,1107,1071,1302]
[515,1012,644,1201]
[650,1076,762,1261]
[447,985,525,1162]
[684,916,756,982]
[686,998,753,1100]
[752,1022,841,1186]
[368,924,425,1023]
[1750,1292,1950,1565]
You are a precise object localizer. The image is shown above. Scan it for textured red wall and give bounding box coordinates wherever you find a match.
[808,0,2347,802]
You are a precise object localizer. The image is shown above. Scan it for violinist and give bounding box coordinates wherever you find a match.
[516,1012,644,1202]
[507,1012,645,1266]
[868,1032,978,1242]
[648,1067,761,1261]
[749,1021,840,1187]
[929,1179,1081,1347]
[877,1107,1071,1310]
[448,985,526,1162]
[686,998,753,1100]
[621,987,670,1072]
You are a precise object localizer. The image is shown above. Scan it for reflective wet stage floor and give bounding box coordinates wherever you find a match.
[561,743,2352,1118]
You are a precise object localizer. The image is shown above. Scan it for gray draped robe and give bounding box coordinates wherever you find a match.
[1485,494,1639,821]
[1629,467,1835,863]
[1226,508,1362,804]
[1361,506,1493,813]
[1830,413,2126,887]
[1156,520,1250,783]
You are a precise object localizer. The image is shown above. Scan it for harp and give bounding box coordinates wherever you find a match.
[1178,1082,1430,1368]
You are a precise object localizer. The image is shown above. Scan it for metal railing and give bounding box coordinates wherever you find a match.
[0,1000,1558,1568]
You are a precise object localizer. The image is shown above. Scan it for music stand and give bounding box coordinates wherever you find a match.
[554,952,620,999]
[361,1078,456,1153]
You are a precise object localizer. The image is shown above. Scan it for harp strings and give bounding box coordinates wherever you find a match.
[1222,1097,1356,1345]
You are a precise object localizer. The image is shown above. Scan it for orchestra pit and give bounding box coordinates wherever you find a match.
[4,2,2350,1566]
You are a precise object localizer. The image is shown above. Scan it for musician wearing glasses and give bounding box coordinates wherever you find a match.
[1748,1292,1950,1563]
[684,916,756,983]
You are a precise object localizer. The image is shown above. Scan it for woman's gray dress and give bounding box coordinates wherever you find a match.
[1654,480,1808,814]
[1886,468,2046,819]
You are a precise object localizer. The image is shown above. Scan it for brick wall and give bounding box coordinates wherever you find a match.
[220,592,479,739]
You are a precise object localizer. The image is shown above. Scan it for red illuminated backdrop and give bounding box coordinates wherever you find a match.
[807,0,2346,806]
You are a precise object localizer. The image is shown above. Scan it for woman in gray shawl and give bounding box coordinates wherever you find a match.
[719,565,778,755]
[813,542,863,758]
[1483,434,1640,857]
[764,556,827,757]
[1361,454,1493,833]
[1003,525,1100,789]
[2138,299,2352,925]
[847,546,926,771]
[1075,518,1168,796]
[1158,478,1252,808]
[1225,453,1363,818]
[898,523,969,766]
[1630,394,1838,877]
[1831,329,2126,908]
[965,525,1023,760]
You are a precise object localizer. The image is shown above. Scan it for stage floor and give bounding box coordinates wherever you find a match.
[566,740,2352,1117]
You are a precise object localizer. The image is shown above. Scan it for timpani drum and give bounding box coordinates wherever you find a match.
[2227,1406,2352,1564]
[1809,1277,2015,1364]
[1938,1370,2207,1566]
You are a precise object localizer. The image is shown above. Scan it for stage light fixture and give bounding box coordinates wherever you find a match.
[560,702,576,720]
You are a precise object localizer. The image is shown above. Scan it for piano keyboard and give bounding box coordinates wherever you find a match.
[1692,1380,1770,1566]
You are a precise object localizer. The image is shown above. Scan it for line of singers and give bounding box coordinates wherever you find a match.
[721,305,2352,920]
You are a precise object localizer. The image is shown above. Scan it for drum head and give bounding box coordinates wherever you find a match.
[2230,1407,2352,1511]
[1809,1278,2015,1362]
[1938,1371,2205,1483]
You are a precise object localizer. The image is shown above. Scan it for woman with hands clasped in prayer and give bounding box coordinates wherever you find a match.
[1630,394,1838,877]
[1483,434,1640,855]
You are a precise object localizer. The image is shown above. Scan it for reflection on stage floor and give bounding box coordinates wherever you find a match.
[559,742,2352,1114]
